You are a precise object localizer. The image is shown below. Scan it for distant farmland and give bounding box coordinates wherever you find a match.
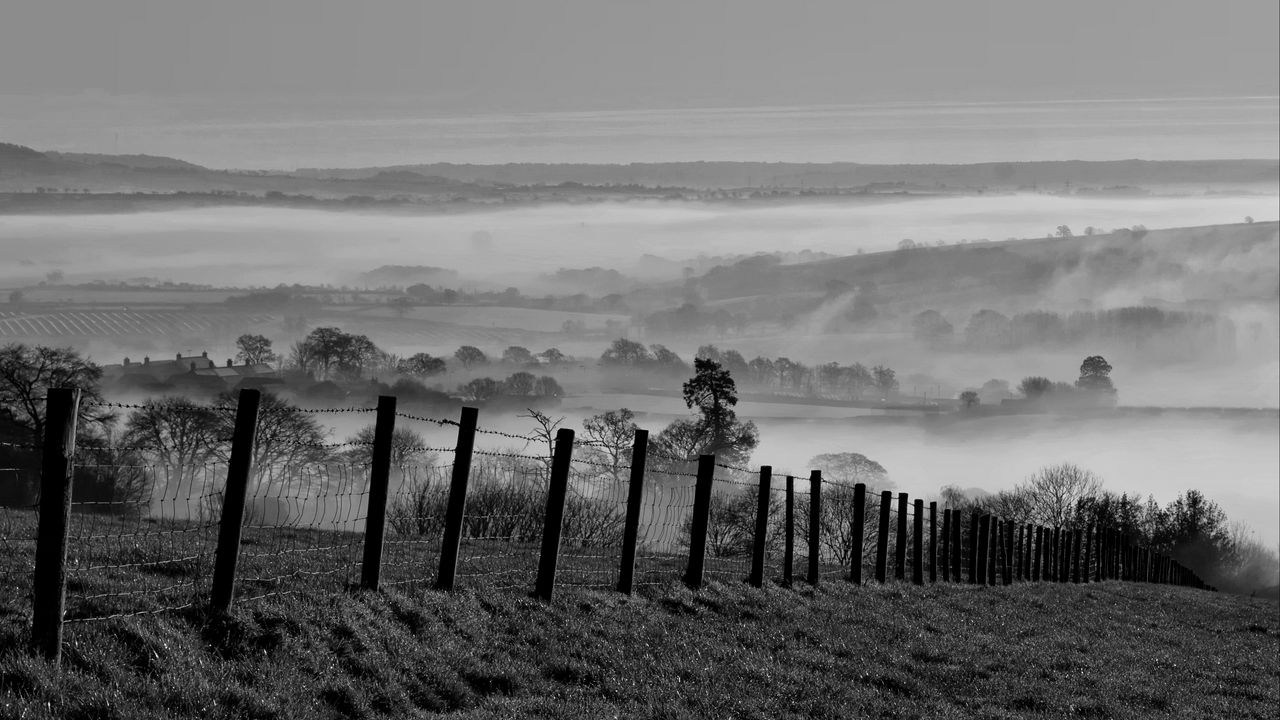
[0,309,272,339]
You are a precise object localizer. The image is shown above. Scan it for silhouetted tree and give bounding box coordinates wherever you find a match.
[1076,355,1114,392]
[234,334,277,366]
[454,345,488,369]
[397,352,447,378]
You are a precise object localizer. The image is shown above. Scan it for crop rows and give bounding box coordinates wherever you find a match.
[0,310,271,339]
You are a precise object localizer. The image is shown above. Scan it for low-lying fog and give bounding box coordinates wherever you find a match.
[2,194,1276,287]
[396,407,1280,549]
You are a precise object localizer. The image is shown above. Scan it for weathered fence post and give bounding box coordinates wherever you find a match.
[1023,524,1033,580]
[211,388,261,613]
[967,512,980,583]
[911,499,924,585]
[360,395,397,591]
[1119,533,1129,581]
[950,512,962,581]
[976,515,989,585]
[894,493,908,581]
[875,490,891,583]
[683,455,716,590]
[941,508,951,582]
[1003,519,1014,586]
[849,483,866,584]
[29,388,80,665]
[436,407,478,591]
[808,470,821,585]
[783,475,795,587]
[1083,524,1094,584]
[987,517,998,586]
[1015,524,1024,581]
[928,501,937,584]
[617,429,649,595]
[535,428,576,601]
[1071,529,1083,583]
[747,464,771,589]
[1032,526,1043,581]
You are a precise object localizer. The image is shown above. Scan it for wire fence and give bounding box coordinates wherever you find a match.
[4,392,1215,666]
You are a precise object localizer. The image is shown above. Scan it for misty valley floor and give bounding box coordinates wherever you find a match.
[1,580,1276,719]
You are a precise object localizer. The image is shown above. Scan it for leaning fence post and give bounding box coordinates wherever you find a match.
[783,475,795,587]
[29,387,80,665]
[941,508,952,582]
[849,483,866,584]
[436,406,478,592]
[874,490,891,583]
[617,429,649,595]
[535,428,575,601]
[894,493,908,581]
[808,470,821,586]
[928,501,937,583]
[211,388,261,613]
[911,499,924,585]
[748,465,771,589]
[359,395,397,591]
[683,455,716,590]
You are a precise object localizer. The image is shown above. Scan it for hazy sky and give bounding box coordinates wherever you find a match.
[3,0,1277,111]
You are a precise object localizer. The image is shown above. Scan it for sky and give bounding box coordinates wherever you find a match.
[2,0,1278,112]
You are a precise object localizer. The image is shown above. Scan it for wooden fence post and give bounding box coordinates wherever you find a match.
[1071,529,1083,583]
[1003,519,1014,586]
[987,517,998,586]
[211,389,261,613]
[976,515,989,585]
[1083,524,1094,584]
[849,483,866,584]
[1023,524,1033,580]
[29,388,80,665]
[1015,524,1024,581]
[436,406,478,592]
[359,395,397,591]
[894,493,908,581]
[747,464,770,589]
[950,512,962,582]
[783,475,795,587]
[1031,526,1042,581]
[535,428,575,601]
[967,512,980,584]
[808,470,821,585]
[617,429,649,595]
[928,501,937,584]
[941,508,951,582]
[911,499,924,585]
[682,455,716,590]
[875,490,891,583]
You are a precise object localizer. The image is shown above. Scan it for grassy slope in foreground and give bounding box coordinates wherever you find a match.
[1,581,1276,719]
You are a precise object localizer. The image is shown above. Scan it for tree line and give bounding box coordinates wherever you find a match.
[914,306,1234,355]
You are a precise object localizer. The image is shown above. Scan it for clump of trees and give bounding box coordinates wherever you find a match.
[1013,355,1117,406]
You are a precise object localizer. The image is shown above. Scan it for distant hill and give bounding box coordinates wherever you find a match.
[300,159,1280,190]
[44,151,205,171]
[684,221,1280,320]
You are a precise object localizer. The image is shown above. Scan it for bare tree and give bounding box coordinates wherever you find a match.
[581,408,637,481]
[1018,463,1102,527]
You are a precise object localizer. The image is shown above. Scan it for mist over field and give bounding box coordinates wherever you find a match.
[1,193,1275,287]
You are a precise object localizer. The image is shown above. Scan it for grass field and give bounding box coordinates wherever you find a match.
[0,575,1275,719]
